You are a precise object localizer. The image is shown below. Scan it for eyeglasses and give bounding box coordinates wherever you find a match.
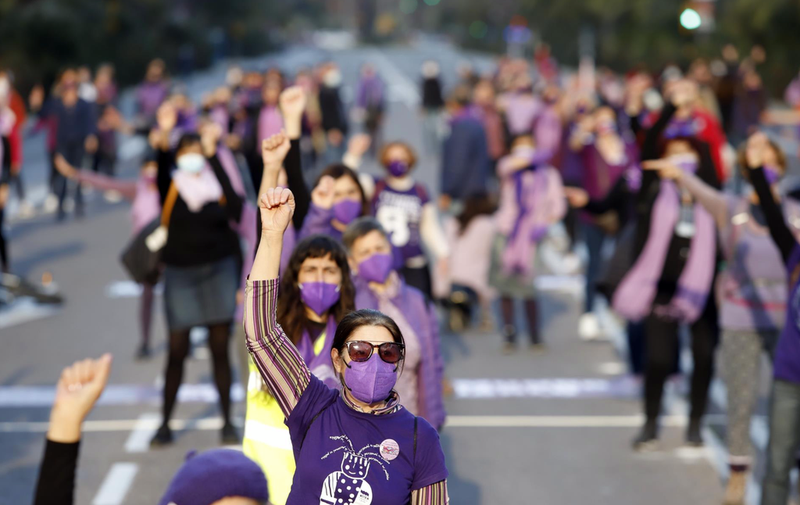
[344,341,405,364]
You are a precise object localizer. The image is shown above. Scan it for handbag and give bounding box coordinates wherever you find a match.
[120,183,179,284]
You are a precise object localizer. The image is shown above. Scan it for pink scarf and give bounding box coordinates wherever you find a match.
[257,105,284,143]
[172,164,223,212]
[613,180,716,323]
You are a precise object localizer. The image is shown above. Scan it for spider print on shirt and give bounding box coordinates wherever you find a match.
[319,435,390,505]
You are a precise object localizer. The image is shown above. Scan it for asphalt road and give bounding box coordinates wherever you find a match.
[0,37,769,504]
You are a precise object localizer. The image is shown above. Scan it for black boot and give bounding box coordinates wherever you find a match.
[685,418,703,447]
[632,420,658,451]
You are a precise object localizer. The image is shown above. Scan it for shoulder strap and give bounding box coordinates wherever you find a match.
[161,182,179,228]
[413,416,418,461]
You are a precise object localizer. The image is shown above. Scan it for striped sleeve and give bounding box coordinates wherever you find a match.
[244,278,311,417]
[410,480,449,505]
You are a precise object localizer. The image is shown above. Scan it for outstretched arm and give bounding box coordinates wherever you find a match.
[244,189,311,417]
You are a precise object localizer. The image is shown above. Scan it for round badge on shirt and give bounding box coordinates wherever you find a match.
[380,439,400,461]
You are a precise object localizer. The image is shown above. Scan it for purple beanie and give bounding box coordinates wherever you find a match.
[158,449,269,505]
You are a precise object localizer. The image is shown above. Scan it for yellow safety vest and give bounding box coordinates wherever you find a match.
[243,331,328,505]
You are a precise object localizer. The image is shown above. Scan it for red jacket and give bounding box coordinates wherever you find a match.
[8,90,26,168]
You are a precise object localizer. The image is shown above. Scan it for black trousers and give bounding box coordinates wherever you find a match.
[643,295,718,424]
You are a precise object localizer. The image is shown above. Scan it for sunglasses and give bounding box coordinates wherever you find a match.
[344,341,405,364]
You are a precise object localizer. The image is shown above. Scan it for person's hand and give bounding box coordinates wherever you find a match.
[29,85,45,111]
[54,154,77,179]
[156,102,177,133]
[279,86,307,120]
[311,175,335,210]
[84,134,98,154]
[437,257,449,279]
[0,184,8,208]
[642,159,683,180]
[346,133,372,159]
[438,194,452,212]
[48,354,113,443]
[200,122,222,157]
[262,130,291,172]
[563,187,590,208]
[259,187,295,236]
[745,131,769,169]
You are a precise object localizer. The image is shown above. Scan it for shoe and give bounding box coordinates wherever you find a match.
[150,424,173,447]
[221,423,240,445]
[43,194,59,214]
[16,201,35,219]
[578,313,601,341]
[686,419,704,447]
[632,422,659,452]
[723,471,747,505]
[135,344,151,360]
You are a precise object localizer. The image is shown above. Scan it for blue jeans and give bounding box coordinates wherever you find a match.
[583,222,606,313]
[761,379,800,505]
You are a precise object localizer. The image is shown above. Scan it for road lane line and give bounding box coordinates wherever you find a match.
[124,412,160,453]
[0,414,735,432]
[92,462,138,505]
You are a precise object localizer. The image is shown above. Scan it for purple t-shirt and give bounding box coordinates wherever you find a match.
[373,181,430,263]
[286,375,448,505]
[775,245,800,384]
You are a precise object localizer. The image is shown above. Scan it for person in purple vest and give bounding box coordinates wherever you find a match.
[343,217,446,431]
[742,131,800,505]
[246,186,449,505]
[136,59,170,129]
[644,133,795,503]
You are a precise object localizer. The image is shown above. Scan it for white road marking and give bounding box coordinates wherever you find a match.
[92,462,138,505]
[0,414,734,433]
[368,50,420,106]
[0,298,60,329]
[124,412,160,453]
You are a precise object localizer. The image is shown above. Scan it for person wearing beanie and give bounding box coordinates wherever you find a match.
[159,449,270,505]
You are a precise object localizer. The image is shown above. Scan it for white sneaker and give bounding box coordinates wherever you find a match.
[16,201,35,219]
[43,194,59,214]
[578,312,602,341]
[104,190,123,203]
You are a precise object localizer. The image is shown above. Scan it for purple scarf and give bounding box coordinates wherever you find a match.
[613,180,716,323]
[257,105,283,143]
[296,316,339,389]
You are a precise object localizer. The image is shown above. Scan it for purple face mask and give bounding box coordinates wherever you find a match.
[764,166,782,185]
[358,253,394,284]
[299,282,340,316]
[387,161,409,178]
[332,199,362,225]
[343,353,398,404]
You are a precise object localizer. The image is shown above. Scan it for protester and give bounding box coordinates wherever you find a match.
[136,59,170,129]
[420,60,445,154]
[149,103,243,446]
[614,82,721,450]
[54,152,161,358]
[440,86,491,211]
[369,142,449,299]
[354,63,385,156]
[299,167,370,241]
[490,134,566,353]
[318,64,349,164]
[643,131,795,503]
[246,186,449,504]
[343,217,446,429]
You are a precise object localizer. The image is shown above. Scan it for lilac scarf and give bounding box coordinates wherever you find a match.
[296,316,339,389]
[131,177,161,234]
[257,105,283,143]
[500,158,565,277]
[613,180,716,323]
[172,164,223,212]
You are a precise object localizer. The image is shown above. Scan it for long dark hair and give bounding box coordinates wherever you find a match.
[316,164,370,217]
[456,195,496,235]
[331,309,406,373]
[277,235,356,345]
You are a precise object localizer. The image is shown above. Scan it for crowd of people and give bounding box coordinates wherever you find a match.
[5,40,800,505]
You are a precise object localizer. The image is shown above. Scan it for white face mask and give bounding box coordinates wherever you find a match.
[0,78,9,102]
[176,153,205,174]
